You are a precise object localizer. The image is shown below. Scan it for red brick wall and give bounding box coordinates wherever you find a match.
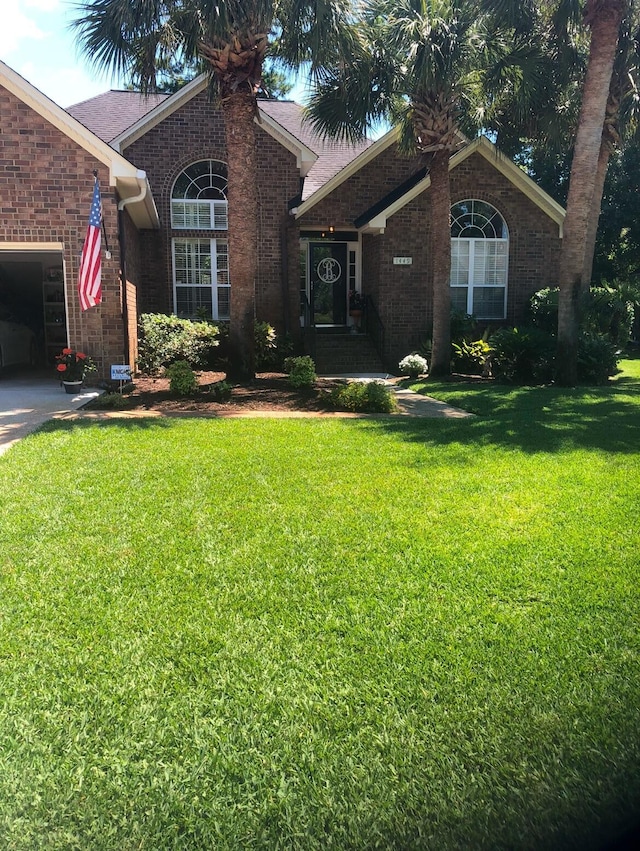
[299,146,561,365]
[0,85,126,376]
[124,92,301,331]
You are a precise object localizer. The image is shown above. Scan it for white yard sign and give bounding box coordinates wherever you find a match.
[111,365,132,381]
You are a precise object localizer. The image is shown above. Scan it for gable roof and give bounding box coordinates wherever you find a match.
[0,60,159,229]
[347,135,565,236]
[66,75,373,189]
[67,90,170,144]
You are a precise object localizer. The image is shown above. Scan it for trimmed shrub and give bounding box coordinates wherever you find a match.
[528,284,634,348]
[324,380,398,413]
[586,285,634,347]
[166,360,197,395]
[208,380,232,402]
[577,333,620,384]
[284,355,317,388]
[527,287,560,334]
[489,327,555,384]
[138,313,219,375]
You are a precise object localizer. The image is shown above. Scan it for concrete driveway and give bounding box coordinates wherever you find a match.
[0,372,100,456]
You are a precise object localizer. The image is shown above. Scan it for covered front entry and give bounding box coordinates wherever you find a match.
[301,232,360,328]
[310,242,347,326]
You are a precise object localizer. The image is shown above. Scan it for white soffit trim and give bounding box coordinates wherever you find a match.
[360,136,566,237]
[256,110,317,176]
[111,74,208,152]
[295,126,401,218]
[0,60,159,229]
[0,241,64,251]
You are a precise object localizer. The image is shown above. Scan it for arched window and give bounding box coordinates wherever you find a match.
[450,200,508,319]
[171,160,228,230]
[171,160,229,320]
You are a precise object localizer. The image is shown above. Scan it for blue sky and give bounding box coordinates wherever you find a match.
[1,0,310,108]
[0,0,125,107]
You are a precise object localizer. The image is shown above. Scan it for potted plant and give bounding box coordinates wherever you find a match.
[399,353,429,379]
[349,290,366,317]
[55,347,96,392]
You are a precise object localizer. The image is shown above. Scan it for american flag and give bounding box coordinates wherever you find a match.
[78,178,102,311]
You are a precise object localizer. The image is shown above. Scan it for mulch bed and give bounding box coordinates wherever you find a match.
[97,372,350,415]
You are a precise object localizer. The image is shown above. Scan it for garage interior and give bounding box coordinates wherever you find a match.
[0,249,66,366]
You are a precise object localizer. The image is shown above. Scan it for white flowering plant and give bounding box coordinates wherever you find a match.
[398,353,428,378]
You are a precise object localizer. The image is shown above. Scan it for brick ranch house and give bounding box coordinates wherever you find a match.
[0,60,565,376]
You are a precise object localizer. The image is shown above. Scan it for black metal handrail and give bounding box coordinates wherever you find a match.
[301,293,316,360]
[301,292,313,329]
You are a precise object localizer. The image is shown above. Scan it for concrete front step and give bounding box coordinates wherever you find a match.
[310,332,385,374]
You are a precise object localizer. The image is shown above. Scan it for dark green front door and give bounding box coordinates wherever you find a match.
[310,242,347,325]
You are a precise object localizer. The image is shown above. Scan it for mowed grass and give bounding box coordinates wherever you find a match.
[0,362,639,849]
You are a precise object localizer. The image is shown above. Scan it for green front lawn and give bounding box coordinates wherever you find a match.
[0,362,639,849]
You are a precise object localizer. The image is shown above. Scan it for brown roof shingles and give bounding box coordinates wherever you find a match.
[66,90,170,143]
[258,100,373,200]
[66,91,373,198]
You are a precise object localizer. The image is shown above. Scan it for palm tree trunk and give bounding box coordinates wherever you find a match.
[582,136,612,288]
[556,0,625,386]
[429,149,452,377]
[223,90,257,379]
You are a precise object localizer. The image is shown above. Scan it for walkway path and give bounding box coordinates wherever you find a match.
[0,375,100,456]
[0,373,471,456]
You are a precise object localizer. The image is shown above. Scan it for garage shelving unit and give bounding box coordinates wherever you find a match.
[43,266,67,363]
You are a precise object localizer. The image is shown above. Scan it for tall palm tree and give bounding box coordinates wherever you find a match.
[306,0,534,376]
[556,0,628,385]
[72,0,353,377]
[582,6,639,287]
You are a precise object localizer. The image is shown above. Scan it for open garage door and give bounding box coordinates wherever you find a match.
[0,244,66,369]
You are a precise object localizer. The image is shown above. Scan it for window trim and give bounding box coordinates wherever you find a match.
[172,237,230,321]
[170,160,228,231]
[450,200,509,320]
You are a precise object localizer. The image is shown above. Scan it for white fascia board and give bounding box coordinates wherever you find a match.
[256,110,317,176]
[295,126,401,218]
[0,241,65,251]
[111,74,208,152]
[0,60,140,188]
[471,136,565,237]
[358,136,566,237]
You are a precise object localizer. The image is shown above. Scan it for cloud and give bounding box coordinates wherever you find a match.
[0,1,48,57]
[26,0,62,9]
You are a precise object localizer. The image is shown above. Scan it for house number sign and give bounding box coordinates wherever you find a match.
[316,257,342,283]
[393,257,413,265]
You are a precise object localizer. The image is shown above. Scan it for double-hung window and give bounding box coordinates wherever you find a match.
[171,160,229,320]
[450,200,508,319]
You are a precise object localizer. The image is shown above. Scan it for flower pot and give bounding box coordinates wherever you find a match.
[62,380,83,394]
[349,309,363,318]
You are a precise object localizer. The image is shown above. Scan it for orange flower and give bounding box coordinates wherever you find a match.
[61,347,73,355]
[56,364,67,372]
[76,352,87,359]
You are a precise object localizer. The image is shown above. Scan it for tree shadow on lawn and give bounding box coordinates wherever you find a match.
[366,382,640,455]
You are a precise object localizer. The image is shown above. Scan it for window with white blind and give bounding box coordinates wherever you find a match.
[170,160,228,230]
[173,238,229,320]
[450,200,508,319]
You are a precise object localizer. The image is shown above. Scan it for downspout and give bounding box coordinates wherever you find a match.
[280,214,290,336]
[117,173,148,366]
